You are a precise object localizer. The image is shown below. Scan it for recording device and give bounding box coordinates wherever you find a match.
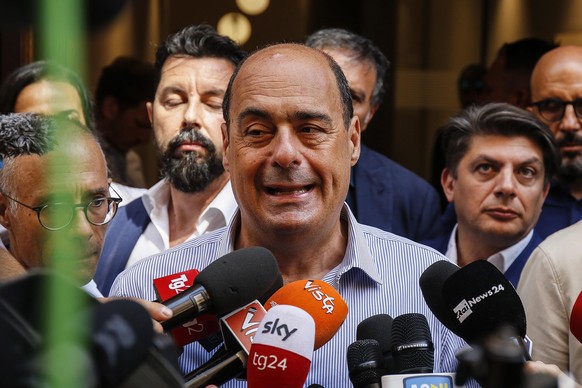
[570,291,582,343]
[264,279,348,349]
[185,279,347,387]
[347,339,385,388]
[161,247,280,331]
[246,305,315,388]
[356,314,394,373]
[391,313,434,374]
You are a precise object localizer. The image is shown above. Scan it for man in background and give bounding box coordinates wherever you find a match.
[94,25,246,295]
[94,56,155,188]
[306,28,441,241]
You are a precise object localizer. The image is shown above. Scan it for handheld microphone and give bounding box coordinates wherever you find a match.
[391,313,434,374]
[347,339,384,388]
[161,247,280,330]
[265,279,348,349]
[571,291,582,343]
[356,314,394,373]
[247,305,315,388]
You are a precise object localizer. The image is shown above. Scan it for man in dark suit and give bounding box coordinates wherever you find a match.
[423,103,560,287]
[306,28,441,241]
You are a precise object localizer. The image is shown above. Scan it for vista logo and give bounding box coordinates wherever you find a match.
[404,375,453,388]
[453,284,505,323]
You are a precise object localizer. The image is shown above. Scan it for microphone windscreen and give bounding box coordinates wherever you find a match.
[442,260,526,343]
[347,339,384,388]
[357,314,394,373]
[265,279,348,349]
[247,305,314,388]
[196,247,280,316]
[419,260,461,332]
[391,313,434,373]
[571,291,582,343]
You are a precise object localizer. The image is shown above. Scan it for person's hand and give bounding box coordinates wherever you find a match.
[99,297,173,334]
[524,360,581,387]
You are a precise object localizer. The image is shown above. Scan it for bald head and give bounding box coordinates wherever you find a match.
[223,43,353,130]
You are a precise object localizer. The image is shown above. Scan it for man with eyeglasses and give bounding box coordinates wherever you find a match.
[527,45,582,239]
[0,113,121,296]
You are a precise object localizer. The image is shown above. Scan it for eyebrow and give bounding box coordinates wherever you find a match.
[236,107,334,128]
[471,155,543,166]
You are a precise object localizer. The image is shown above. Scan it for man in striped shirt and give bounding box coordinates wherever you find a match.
[111,43,474,387]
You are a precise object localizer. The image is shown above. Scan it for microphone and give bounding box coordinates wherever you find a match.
[571,291,582,343]
[347,339,384,388]
[356,314,394,373]
[265,279,348,349]
[391,313,434,374]
[185,279,346,386]
[161,247,280,330]
[247,305,315,388]
[420,260,528,347]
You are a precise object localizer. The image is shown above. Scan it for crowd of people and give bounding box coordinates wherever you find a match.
[0,23,581,387]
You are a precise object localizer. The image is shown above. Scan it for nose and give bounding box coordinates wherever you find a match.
[558,104,582,133]
[270,129,301,168]
[183,100,202,130]
[69,207,94,238]
[494,168,517,199]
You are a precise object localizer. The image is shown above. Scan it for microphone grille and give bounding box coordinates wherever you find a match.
[391,313,434,373]
[347,339,385,387]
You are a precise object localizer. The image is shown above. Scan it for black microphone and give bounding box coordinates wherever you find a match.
[356,314,394,374]
[347,339,384,388]
[420,260,527,347]
[162,247,280,330]
[391,313,434,374]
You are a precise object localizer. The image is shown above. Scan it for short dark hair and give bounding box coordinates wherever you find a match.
[0,61,95,130]
[95,56,155,113]
[498,38,558,76]
[0,112,98,195]
[441,102,560,184]
[153,24,247,92]
[222,43,353,131]
[305,28,390,107]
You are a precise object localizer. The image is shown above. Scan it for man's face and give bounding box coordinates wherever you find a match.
[0,134,110,284]
[322,48,378,131]
[147,56,234,193]
[442,135,549,250]
[14,80,86,124]
[108,101,152,151]
[223,45,360,241]
[530,58,582,181]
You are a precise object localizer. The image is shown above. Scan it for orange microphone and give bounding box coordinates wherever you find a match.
[265,279,348,350]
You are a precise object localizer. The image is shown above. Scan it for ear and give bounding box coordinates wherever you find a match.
[0,193,13,229]
[146,101,154,125]
[349,115,361,166]
[542,180,550,200]
[221,122,230,172]
[441,168,456,203]
[101,96,119,119]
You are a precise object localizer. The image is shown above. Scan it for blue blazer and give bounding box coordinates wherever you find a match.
[422,231,543,288]
[348,145,442,241]
[94,198,151,296]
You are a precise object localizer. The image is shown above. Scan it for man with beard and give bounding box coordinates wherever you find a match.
[527,45,582,239]
[94,25,246,296]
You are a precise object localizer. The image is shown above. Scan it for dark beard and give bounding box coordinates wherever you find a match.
[158,129,225,193]
[557,131,582,181]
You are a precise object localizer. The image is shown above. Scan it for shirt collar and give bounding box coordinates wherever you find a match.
[445,224,534,272]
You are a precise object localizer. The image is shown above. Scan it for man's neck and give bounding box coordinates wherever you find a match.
[167,173,229,247]
[235,218,348,284]
[455,227,508,267]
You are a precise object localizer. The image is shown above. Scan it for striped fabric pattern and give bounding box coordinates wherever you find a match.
[110,206,476,388]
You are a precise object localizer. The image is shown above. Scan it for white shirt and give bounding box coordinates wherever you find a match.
[125,179,238,268]
[82,279,104,298]
[110,182,147,207]
[444,224,534,272]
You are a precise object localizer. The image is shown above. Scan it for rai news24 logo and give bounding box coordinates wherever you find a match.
[403,375,454,388]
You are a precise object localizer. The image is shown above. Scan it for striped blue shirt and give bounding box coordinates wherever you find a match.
[111,205,476,387]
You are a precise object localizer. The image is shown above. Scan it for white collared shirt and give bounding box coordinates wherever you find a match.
[444,224,534,272]
[125,179,238,268]
[82,279,104,298]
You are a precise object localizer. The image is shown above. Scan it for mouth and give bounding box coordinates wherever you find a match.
[485,207,519,220]
[174,141,206,155]
[265,184,315,196]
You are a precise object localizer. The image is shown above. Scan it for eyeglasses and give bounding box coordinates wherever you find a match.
[532,98,582,122]
[2,187,123,231]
